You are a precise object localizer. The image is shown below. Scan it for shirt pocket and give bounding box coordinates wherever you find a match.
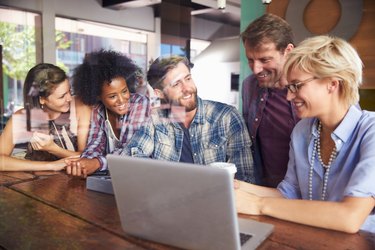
[155,129,172,146]
[202,136,227,162]
[153,129,176,160]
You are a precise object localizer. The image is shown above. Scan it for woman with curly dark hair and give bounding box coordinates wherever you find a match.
[65,49,150,177]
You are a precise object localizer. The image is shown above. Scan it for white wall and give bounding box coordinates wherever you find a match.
[192,61,239,108]
[192,37,241,109]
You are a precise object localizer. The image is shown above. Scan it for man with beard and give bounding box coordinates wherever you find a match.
[116,55,254,183]
[241,14,300,187]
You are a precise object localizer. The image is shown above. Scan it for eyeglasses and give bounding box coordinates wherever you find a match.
[285,77,317,93]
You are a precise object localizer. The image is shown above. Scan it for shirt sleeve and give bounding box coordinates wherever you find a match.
[277,124,304,199]
[242,78,250,129]
[81,106,108,170]
[277,140,302,199]
[226,107,255,183]
[343,124,375,199]
[114,118,156,158]
[113,95,154,158]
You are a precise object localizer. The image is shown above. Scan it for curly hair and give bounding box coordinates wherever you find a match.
[23,63,68,109]
[72,49,141,106]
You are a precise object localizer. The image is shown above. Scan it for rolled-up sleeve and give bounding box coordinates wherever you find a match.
[81,106,108,170]
[277,141,302,199]
[343,126,375,201]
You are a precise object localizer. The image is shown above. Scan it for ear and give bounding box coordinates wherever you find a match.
[327,78,340,93]
[39,96,46,105]
[154,88,165,99]
[283,43,294,55]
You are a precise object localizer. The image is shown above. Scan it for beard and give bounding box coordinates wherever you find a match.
[256,68,284,88]
[177,90,197,112]
[165,88,198,113]
[181,92,197,112]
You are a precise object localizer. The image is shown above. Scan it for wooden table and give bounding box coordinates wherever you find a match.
[1,171,374,249]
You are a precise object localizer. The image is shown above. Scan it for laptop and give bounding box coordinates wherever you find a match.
[107,154,274,250]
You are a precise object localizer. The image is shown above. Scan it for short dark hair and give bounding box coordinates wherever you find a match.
[72,49,141,106]
[147,55,193,90]
[23,63,67,109]
[241,13,294,51]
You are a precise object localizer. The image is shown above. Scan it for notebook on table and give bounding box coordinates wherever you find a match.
[107,154,273,250]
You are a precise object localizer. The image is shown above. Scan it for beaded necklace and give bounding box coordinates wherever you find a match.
[309,121,337,200]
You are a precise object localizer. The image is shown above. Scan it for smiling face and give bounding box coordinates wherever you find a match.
[286,68,329,119]
[40,79,72,118]
[160,61,198,114]
[99,77,130,117]
[245,41,292,88]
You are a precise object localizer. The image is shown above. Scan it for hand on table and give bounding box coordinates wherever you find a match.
[65,157,100,178]
[234,180,262,215]
[46,158,67,171]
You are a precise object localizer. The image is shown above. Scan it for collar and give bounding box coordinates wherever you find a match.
[333,105,362,144]
[191,96,205,125]
[311,105,362,152]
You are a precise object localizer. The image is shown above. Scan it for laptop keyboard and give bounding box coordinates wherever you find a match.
[240,233,253,246]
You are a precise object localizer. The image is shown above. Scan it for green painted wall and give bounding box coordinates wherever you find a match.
[239,1,265,112]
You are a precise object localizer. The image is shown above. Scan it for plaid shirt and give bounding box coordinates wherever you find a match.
[82,93,150,170]
[116,97,255,183]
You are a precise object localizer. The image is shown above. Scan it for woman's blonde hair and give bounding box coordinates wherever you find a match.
[283,35,363,106]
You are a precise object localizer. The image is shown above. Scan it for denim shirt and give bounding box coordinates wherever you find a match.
[242,74,299,186]
[117,97,255,183]
[278,106,375,233]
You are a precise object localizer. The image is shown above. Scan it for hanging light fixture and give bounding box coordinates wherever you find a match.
[218,0,226,10]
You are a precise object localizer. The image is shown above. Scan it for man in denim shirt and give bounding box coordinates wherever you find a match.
[116,56,254,183]
[241,14,299,187]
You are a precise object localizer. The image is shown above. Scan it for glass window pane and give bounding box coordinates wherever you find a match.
[0,7,42,115]
[55,17,148,76]
[161,44,171,56]
[172,45,184,56]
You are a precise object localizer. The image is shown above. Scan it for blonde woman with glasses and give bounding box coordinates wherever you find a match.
[235,35,375,233]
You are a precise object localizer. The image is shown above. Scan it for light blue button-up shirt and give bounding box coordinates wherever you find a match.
[278,105,375,233]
